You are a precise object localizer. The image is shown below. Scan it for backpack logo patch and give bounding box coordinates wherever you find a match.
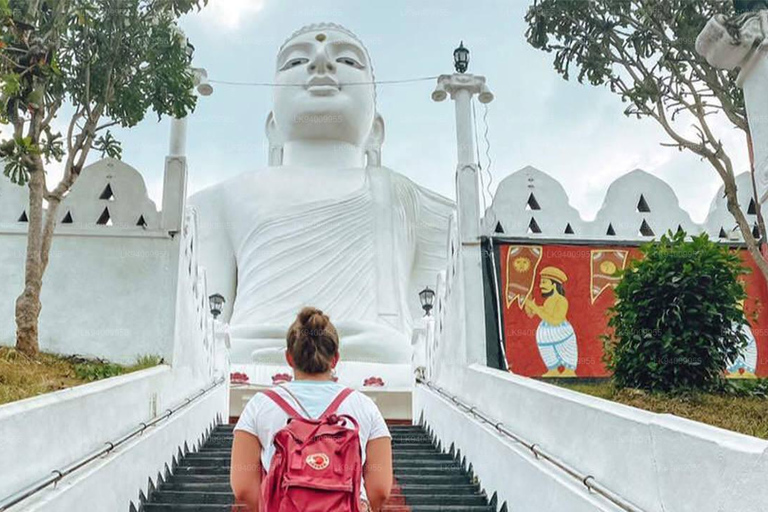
[306,453,330,470]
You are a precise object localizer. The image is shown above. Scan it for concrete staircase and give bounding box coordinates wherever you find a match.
[142,423,494,511]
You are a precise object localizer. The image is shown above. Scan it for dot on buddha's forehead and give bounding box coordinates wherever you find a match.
[316,33,326,42]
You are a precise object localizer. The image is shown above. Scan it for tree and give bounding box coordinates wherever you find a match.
[524,0,768,281]
[605,231,749,392]
[0,0,207,355]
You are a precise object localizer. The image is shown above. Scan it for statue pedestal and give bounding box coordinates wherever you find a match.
[228,362,414,421]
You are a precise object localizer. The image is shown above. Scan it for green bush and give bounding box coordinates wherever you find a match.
[71,354,163,382]
[605,231,749,392]
[73,360,124,382]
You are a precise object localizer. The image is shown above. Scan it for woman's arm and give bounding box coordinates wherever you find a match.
[230,430,263,512]
[363,437,393,511]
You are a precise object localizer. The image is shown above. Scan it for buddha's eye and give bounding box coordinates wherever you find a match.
[336,57,364,69]
[280,58,309,70]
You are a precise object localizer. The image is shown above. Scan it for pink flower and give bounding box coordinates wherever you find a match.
[271,373,293,385]
[363,376,385,387]
[230,372,249,384]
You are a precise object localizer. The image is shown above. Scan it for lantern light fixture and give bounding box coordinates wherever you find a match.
[209,293,225,319]
[454,41,470,73]
[419,287,436,316]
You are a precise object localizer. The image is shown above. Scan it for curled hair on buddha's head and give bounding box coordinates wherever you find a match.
[286,307,339,374]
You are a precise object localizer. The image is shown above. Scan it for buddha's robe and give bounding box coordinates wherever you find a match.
[189,166,454,364]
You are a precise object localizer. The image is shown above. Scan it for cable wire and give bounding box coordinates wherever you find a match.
[482,103,494,205]
[471,98,488,213]
[208,75,441,88]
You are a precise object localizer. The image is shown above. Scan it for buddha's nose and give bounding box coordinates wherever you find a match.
[308,49,336,75]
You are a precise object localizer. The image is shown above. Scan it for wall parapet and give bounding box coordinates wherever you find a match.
[484,166,763,242]
[417,364,768,512]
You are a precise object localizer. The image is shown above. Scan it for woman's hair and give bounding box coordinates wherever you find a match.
[286,307,339,374]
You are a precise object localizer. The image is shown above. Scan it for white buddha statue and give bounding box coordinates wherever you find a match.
[190,23,454,370]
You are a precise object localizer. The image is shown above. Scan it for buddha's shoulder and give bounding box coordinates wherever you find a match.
[371,166,454,207]
[188,168,273,207]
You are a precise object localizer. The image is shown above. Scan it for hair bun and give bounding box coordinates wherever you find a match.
[297,307,328,333]
[287,307,339,374]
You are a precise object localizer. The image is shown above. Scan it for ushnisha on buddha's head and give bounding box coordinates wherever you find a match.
[271,23,383,149]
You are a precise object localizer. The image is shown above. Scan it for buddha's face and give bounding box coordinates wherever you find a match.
[273,29,375,146]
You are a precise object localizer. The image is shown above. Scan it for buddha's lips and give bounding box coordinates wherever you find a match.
[306,76,340,95]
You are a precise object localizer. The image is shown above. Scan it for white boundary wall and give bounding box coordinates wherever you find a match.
[0,154,229,510]
[415,365,768,512]
[0,157,196,365]
[484,166,764,242]
[0,365,229,510]
[0,366,228,511]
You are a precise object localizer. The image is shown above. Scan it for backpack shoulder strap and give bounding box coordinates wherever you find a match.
[320,388,355,419]
[262,389,302,419]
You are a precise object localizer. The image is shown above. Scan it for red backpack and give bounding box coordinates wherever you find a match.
[260,387,363,512]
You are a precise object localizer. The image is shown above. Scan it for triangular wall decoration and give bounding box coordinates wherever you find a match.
[526,193,541,211]
[99,183,115,201]
[528,217,542,234]
[637,194,650,213]
[96,207,111,225]
[639,219,654,237]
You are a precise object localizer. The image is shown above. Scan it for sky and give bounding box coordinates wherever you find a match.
[57,0,751,223]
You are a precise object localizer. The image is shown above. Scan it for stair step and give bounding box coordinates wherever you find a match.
[184,451,453,463]
[159,482,480,494]
[144,506,245,511]
[144,424,490,511]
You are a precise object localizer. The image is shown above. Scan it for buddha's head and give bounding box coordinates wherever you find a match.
[268,23,384,166]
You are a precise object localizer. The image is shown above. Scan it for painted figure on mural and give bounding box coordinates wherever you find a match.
[727,300,758,378]
[524,266,578,377]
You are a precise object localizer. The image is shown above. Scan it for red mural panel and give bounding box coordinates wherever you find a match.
[498,243,768,378]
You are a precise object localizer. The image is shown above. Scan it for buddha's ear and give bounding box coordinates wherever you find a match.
[266,112,283,166]
[365,113,385,168]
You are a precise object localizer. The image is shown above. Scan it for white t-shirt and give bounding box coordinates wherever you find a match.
[234,381,390,494]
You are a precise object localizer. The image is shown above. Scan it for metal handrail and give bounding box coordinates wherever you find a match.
[418,378,645,512]
[0,376,226,511]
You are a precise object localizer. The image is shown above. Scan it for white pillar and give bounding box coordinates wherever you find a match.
[454,88,475,166]
[743,51,768,203]
[161,156,187,233]
[433,73,494,366]
[697,11,768,203]
[162,67,213,234]
[169,117,188,157]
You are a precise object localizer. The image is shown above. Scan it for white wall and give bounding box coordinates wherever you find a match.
[0,159,179,363]
[482,165,587,237]
[0,368,228,511]
[0,365,228,501]
[0,154,230,510]
[485,166,764,242]
[414,383,619,512]
[0,157,212,367]
[416,364,768,512]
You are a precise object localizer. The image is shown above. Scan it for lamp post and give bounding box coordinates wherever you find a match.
[419,287,436,316]
[162,29,214,234]
[431,43,493,366]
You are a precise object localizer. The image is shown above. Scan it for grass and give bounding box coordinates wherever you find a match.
[0,347,163,406]
[555,380,768,440]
